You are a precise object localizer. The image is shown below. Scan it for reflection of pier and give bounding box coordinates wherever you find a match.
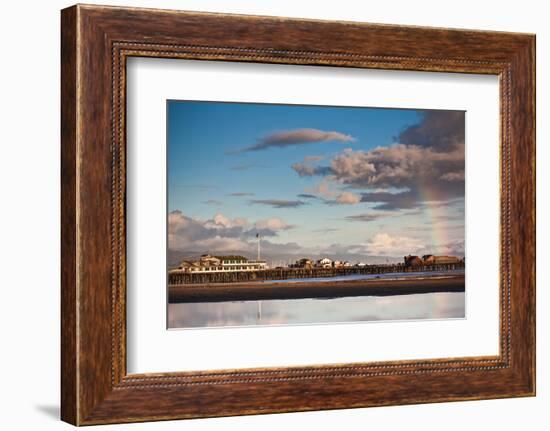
[168,262,465,286]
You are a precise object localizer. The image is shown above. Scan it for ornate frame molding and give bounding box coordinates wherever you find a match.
[61,5,535,425]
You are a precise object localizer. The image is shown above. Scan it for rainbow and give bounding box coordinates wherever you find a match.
[416,183,463,255]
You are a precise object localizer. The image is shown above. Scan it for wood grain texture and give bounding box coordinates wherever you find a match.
[60,4,535,425]
[60,6,78,425]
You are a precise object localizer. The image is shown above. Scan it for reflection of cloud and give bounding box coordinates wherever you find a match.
[249,199,306,209]
[169,292,465,328]
[231,128,355,153]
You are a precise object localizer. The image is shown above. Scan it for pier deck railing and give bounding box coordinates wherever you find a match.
[168,262,465,285]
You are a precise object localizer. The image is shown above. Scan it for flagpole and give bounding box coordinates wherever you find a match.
[256,232,262,322]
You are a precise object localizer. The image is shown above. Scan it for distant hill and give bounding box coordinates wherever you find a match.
[167,249,402,269]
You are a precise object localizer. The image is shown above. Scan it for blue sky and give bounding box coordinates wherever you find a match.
[167,100,465,261]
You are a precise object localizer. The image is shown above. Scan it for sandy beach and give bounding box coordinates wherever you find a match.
[168,274,465,303]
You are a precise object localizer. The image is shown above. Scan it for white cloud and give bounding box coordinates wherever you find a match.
[440,171,465,181]
[205,213,248,230]
[335,191,361,205]
[255,217,293,231]
[304,178,361,206]
[290,111,466,211]
[329,144,464,189]
[168,211,295,252]
[233,128,356,153]
[363,233,425,256]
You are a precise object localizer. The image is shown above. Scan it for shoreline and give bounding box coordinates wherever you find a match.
[168,274,465,303]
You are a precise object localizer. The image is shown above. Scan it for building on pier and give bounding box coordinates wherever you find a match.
[315,257,333,268]
[421,255,462,265]
[290,258,315,269]
[404,255,423,267]
[172,254,267,273]
[404,254,462,267]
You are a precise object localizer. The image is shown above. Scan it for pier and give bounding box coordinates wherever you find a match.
[168,262,465,286]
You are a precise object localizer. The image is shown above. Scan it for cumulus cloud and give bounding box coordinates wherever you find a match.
[204,213,248,230]
[255,217,292,231]
[249,199,306,209]
[329,144,464,190]
[335,191,361,205]
[292,162,333,177]
[231,128,355,153]
[168,211,248,251]
[436,239,465,257]
[168,210,295,251]
[302,178,361,206]
[398,110,465,151]
[169,211,461,259]
[440,172,465,181]
[363,233,425,256]
[291,110,465,211]
[402,236,465,257]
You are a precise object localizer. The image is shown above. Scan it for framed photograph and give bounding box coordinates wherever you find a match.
[165,100,467,329]
[61,4,535,425]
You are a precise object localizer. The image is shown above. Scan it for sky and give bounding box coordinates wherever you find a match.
[167,100,465,263]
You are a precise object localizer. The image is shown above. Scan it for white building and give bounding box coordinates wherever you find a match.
[316,257,333,268]
[173,254,267,273]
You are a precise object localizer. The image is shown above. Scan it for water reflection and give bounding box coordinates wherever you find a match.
[168,292,465,329]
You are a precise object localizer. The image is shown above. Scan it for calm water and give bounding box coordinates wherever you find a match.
[168,291,465,329]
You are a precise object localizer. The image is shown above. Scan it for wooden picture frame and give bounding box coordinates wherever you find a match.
[61,4,535,425]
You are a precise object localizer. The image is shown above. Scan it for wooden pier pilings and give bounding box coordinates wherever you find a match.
[168,262,465,286]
